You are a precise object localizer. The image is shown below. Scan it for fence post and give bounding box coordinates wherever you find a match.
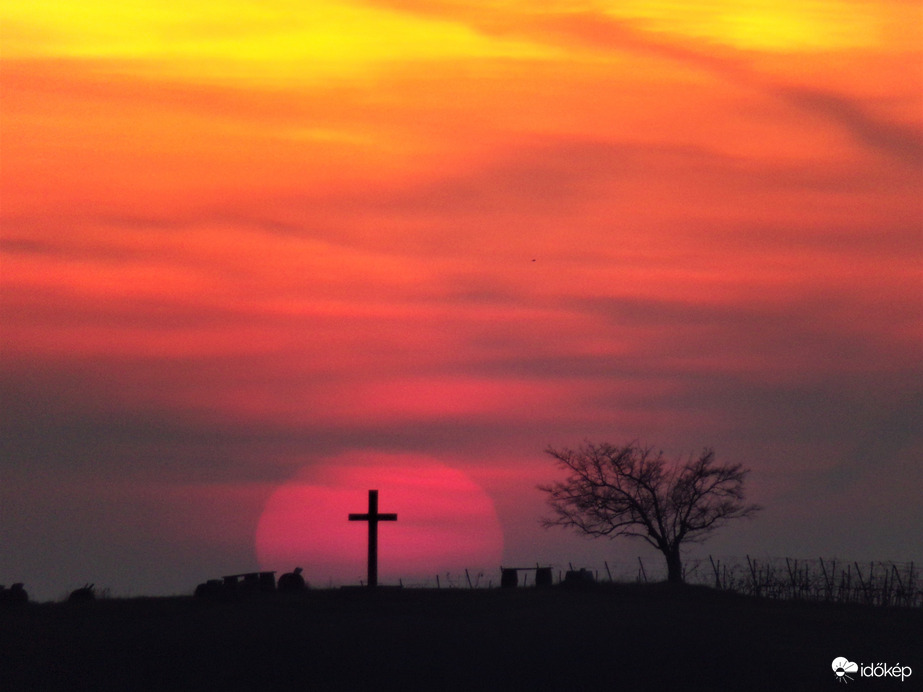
[881,566,891,606]
[890,563,904,605]
[746,555,759,597]
[907,562,915,607]
[785,558,798,598]
[819,558,832,601]
[854,562,870,604]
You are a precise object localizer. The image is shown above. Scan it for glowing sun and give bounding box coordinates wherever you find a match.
[255,454,504,586]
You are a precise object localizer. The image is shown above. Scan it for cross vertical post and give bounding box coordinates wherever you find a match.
[348,489,398,587]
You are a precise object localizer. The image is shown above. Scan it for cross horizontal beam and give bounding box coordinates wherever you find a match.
[348,513,398,522]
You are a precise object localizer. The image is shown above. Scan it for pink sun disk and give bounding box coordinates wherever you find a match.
[255,456,504,586]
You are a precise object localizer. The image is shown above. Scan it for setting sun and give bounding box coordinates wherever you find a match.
[255,455,504,586]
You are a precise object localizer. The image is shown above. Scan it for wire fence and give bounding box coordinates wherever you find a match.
[550,555,922,608]
[408,557,922,608]
[683,556,922,608]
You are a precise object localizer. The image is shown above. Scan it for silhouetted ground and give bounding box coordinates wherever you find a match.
[1,583,919,691]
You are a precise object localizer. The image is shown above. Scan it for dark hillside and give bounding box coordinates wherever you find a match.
[1,584,919,691]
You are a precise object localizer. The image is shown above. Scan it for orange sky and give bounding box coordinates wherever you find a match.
[1,1,921,599]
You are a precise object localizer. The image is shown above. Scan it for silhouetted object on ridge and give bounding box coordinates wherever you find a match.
[236,571,275,594]
[564,568,596,587]
[541,442,761,584]
[193,572,276,601]
[348,489,398,588]
[195,572,276,599]
[194,579,225,599]
[535,567,553,587]
[278,567,307,593]
[68,584,96,602]
[500,566,554,588]
[0,583,28,606]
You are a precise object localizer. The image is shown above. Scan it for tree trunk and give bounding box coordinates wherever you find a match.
[665,545,684,584]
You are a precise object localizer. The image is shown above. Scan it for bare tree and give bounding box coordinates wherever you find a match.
[539,442,761,584]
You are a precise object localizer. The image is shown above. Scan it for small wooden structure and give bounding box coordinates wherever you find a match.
[535,567,553,587]
[500,566,554,588]
[221,571,277,594]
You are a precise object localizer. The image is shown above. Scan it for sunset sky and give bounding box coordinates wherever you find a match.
[2,0,921,600]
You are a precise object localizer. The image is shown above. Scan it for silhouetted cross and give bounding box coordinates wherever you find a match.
[348,489,398,587]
